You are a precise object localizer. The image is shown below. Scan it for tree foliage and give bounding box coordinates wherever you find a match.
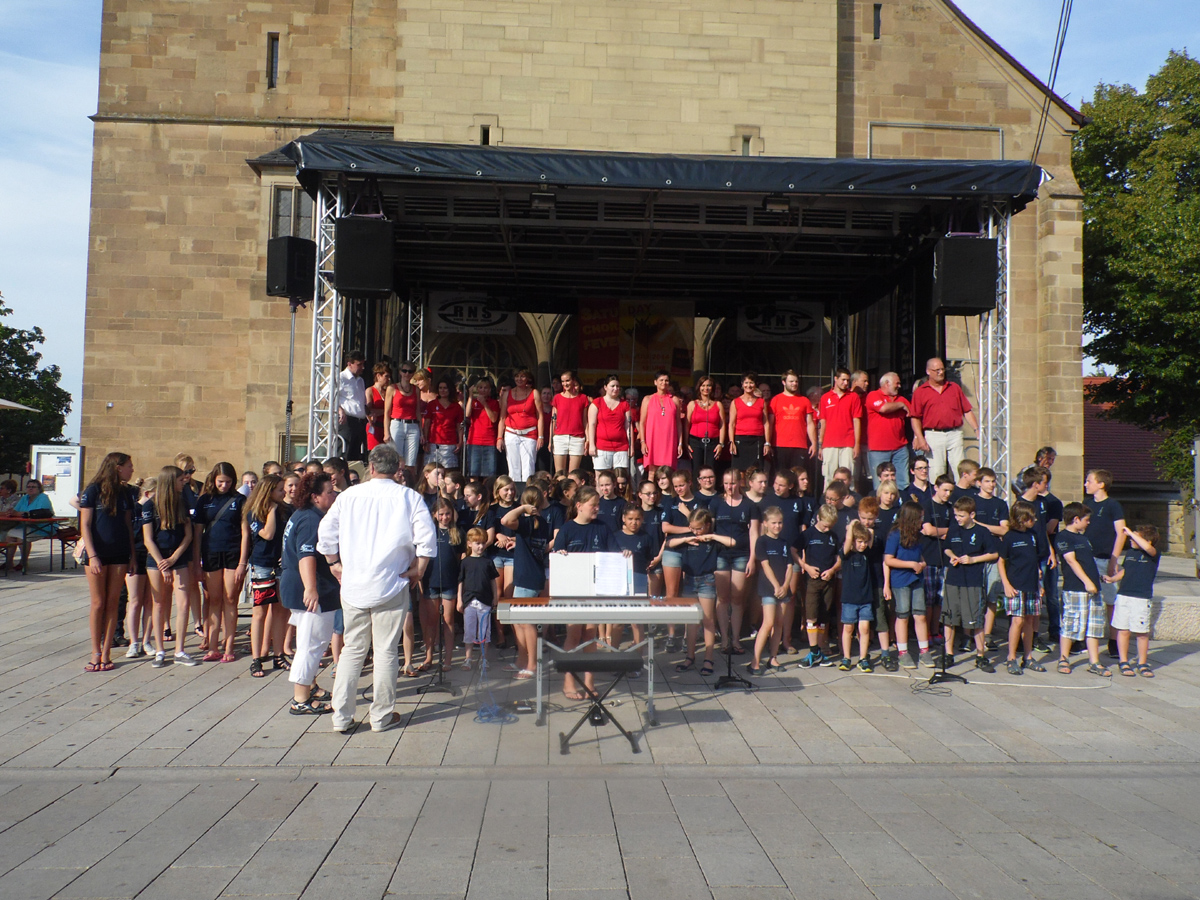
[1073,51,1200,493]
[0,296,72,473]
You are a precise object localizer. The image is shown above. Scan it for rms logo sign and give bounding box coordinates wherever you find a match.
[429,292,516,334]
[737,302,823,343]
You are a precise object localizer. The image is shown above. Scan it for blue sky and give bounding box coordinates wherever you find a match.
[0,0,1196,442]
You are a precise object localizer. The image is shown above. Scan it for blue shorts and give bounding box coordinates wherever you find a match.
[841,601,875,625]
[512,586,539,599]
[761,593,789,607]
[333,608,344,636]
[491,555,514,569]
[686,573,716,600]
[427,589,455,601]
[716,555,749,573]
[892,582,926,617]
[661,549,683,568]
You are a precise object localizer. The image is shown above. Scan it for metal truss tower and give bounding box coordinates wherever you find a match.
[307,176,345,461]
[977,202,1012,488]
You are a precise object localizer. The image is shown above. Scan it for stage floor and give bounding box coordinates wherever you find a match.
[2,559,1200,900]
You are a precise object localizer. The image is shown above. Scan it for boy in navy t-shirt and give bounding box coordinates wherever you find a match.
[750,507,792,674]
[795,504,841,668]
[1055,502,1109,676]
[1106,524,1160,677]
[942,496,998,672]
[1084,468,1127,658]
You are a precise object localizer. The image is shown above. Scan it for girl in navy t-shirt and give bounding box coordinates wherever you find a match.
[242,474,288,677]
[194,462,247,662]
[500,486,555,678]
[425,499,465,673]
[1107,524,1161,677]
[143,465,198,668]
[80,451,136,672]
[708,469,761,655]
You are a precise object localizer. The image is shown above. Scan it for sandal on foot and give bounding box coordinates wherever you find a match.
[250,657,267,678]
[1057,658,1072,674]
[700,659,715,676]
[289,699,331,716]
[731,643,747,655]
[1138,663,1155,678]
[220,653,236,663]
[1118,661,1136,677]
[202,651,222,662]
[1085,662,1112,678]
[98,661,115,672]
[563,691,587,701]
[675,657,696,672]
[84,662,101,673]
[516,669,535,679]
[273,655,291,671]
[308,686,331,702]
[401,665,419,677]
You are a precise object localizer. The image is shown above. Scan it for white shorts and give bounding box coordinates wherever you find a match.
[552,434,585,456]
[594,449,630,471]
[1112,594,1151,634]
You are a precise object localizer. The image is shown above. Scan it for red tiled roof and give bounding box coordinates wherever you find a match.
[1083,376,1167,486]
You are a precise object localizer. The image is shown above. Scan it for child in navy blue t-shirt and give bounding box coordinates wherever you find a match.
[750,507,792,674]
[1106,524,1160,677]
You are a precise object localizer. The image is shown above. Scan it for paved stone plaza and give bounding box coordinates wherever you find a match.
[3,557,1200,900]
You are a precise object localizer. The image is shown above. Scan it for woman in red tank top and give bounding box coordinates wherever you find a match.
[498,368,544,485]
[365,363,391,451]
[384,361,422,482]
[686,375,727,473]
[587,374,632,472]
[550,370,591,476]
[728,372,770,472]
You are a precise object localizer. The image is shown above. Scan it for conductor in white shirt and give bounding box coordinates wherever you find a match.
[336,351,369,463]
[317,443,436,733]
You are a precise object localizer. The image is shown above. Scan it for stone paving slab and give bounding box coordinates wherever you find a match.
[4,570,1200,899]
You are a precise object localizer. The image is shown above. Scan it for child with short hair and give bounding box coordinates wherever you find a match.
[884,502,931,667]
[949,458,980,503]
[1084,468,1127,658]
[943,496,999,672]
[1055,502,1110,676]
[921,475,955,640]
[973,466,1010,652]
[425,499,464,671]
[838,521,876,672]
[1106,524,1160,677]
[875,461,897,485]
[750,507,792,674]
[996,500,1048,675]
[458,527,500,669]
[857,497,897,670]
[795,504,842,667]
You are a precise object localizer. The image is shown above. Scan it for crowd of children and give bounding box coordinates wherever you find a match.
[68,383,1165,705]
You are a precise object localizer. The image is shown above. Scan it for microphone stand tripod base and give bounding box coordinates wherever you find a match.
[714,640,755,691]
[928,651,968,686]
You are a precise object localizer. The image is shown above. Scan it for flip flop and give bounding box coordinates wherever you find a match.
[563,691,587,701]
[516,669,535,679]
[84,661,101,673]
[202,651,222,662]
[220,653,236,663]
[98,661,116,671]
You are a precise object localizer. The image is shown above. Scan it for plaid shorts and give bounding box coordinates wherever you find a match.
[923,566,945,605]
[1002,590,1041,618]
[1061,590,1106,641]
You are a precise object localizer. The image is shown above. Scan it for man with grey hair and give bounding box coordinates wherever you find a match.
[317,443,436,733]
[865,371,913,491]
[911,357,978,482]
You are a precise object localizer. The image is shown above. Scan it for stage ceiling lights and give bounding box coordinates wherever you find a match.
[761,194,791,213]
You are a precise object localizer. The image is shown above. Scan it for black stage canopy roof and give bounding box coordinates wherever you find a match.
[278,131,1043,206]
[260,131,1040,311]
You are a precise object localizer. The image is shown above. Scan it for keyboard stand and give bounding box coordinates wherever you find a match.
[534,632,658,727]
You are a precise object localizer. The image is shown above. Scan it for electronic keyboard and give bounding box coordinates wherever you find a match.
[498,597,702,625]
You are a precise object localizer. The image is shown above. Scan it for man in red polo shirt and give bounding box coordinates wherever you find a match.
[769,369,817,472]
[865,371,912,491]
[817,367,862,488]
[910,357,978,482]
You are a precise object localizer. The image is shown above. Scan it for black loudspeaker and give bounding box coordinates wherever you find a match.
[266,236,316,301]
[931,237,999,315]
[334,217,394,298]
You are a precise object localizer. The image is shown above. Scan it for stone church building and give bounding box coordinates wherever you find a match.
[82,0,1086,489]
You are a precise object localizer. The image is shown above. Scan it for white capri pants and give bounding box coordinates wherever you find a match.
[504,429,538,484]
[288,608,336,687]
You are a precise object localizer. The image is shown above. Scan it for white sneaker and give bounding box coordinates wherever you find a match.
[126,642,141,659]
[174,651,200,667]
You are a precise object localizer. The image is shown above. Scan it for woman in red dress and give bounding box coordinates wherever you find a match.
[365,363,391,451]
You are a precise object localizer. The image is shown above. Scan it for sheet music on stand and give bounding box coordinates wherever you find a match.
[549,552,634,597]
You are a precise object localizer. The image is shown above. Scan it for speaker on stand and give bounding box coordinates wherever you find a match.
[266,236,317,463]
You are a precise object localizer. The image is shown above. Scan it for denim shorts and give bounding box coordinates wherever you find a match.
[841,601,874,624]
[333,607,344,635]
[491,555,514,569]
[686,573,716,600]
[716,554,749,573]
[761,593,790,606]
[427,589,456,601]
[892,582,926,617]
[512,586,539,599]
[661,549,683,568]
[427,443,460,469]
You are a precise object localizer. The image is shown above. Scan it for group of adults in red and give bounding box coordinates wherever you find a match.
[337,354,975,490]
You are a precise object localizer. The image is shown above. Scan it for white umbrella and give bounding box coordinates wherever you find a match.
[0,398,38,411]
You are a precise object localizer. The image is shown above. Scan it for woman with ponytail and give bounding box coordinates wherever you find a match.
[194,462,248,662]
[242,474,288,677]
[79,452,137,672]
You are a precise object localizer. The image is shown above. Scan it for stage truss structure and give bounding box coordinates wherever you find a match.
[977,201,1012,488]
[308,176,345,461]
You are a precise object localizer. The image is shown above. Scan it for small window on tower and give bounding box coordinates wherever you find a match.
[266,33,280,88]
[741,135,752,157]
[873,5,882,40]
[480,125,491,146]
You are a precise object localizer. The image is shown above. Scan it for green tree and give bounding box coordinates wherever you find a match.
[1073,50,1200,493]
[0,295,72,473]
